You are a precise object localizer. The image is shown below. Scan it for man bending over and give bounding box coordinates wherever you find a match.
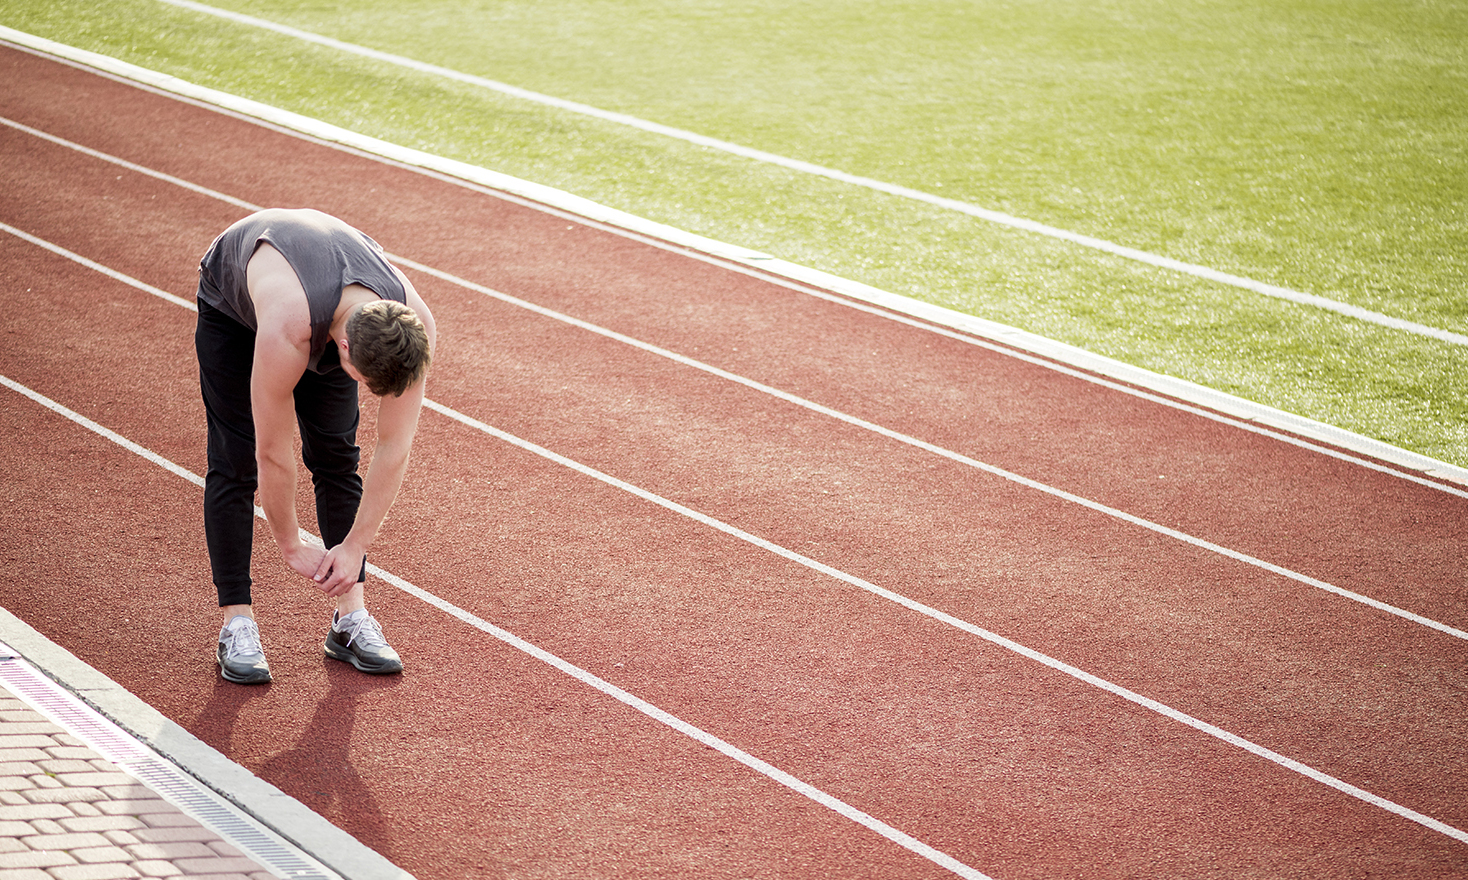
[195,208,435,684]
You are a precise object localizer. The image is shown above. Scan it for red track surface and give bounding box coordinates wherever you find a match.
[2,44,1466,879]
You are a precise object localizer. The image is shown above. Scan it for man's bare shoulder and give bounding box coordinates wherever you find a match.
[246,243,310,344]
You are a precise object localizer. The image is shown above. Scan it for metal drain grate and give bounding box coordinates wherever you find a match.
[0,650,342,880]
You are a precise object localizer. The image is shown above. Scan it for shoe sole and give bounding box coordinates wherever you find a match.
[323,641,403,675]
[217,662,272,685]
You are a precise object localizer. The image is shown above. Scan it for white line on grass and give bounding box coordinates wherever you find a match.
[3,39,1464,488]
[3,211,1464,642]
[5,369,1466,852]
[8,47,1466,849]
[145,0,1468,348]
[0,374,994,880]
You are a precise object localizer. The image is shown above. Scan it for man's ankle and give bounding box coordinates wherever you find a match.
[221,604,254,627]
[334,586,366,619]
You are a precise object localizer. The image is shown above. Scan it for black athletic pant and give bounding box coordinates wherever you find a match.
[195,299,365,607]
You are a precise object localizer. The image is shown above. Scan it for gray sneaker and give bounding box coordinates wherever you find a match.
[217,616,271,684]
[324,611,402,674]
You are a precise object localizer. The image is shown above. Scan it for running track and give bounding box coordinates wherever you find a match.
[2,42,1466,880]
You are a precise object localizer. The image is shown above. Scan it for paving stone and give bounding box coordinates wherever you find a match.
[0,753,46,765]
[95,801,178,817]
[123,842,215,860]
[129,827,220,844]
[0,741,50,752]
[58,817,145,834]
[68,846,133,865]
[205,841,244,859]
[0,848,77,868]
[0,805,70,821]
[136,814,196,829]
[37,761,97,775]
[0,685,317,880]
[49,864,143,880]
[97,787,154,802]
[26,819,64,835]
[0,726,60,738]
[22,787,106,805]
[21,831,112,851]
[44,748,102,762]
[173,869,262,880]
[55,774,136,789]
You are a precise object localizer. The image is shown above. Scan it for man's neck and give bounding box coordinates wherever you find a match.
[329,285,380,343]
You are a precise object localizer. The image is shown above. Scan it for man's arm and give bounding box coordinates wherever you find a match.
[313,277,437,595]
[248,246,325,581]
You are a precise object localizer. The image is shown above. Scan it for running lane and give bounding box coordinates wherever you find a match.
[1,42,1465,880]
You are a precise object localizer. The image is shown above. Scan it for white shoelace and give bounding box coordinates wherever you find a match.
[337,613,388,649]
[221,619,264,659]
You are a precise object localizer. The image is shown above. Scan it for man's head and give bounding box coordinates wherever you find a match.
[344,300,432,397]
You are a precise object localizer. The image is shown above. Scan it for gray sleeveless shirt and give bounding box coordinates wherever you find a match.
[196,209,407,373]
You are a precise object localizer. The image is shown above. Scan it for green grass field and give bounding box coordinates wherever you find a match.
[5,0,1467,465]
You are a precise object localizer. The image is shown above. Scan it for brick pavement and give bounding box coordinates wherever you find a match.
[0,688,277,880]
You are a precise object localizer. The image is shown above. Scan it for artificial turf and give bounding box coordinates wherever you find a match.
[4,0,1465,465]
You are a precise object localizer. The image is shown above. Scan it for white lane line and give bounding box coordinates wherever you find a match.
[5,368,1466,852]
[0,373,994,880]
[8,110,1462,501]
[0,220,197,312]
[6,52,1464,851]
[4,212,1462,642]
[3,42,1463,488]
[141,0,1468,348]
[0,115,259,214]
[0,109,1444,499]
[405,258,1468,641]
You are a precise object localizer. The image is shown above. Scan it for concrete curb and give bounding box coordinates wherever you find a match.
[0,608,414,880]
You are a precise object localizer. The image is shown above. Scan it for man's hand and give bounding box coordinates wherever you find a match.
[314,541,367,597]
[282,540,327,581]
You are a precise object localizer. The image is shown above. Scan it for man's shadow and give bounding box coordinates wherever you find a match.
[196,663,402,859]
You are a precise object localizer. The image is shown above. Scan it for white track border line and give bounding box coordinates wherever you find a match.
[7,112,1466,502]
[6,34,1466,866]
[5,366,1467,853]
[137,0,1468,349]
[4,221,1468,851]
[1,27,1465,490]
[0,375,995,880]
[3,202,1465,644]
